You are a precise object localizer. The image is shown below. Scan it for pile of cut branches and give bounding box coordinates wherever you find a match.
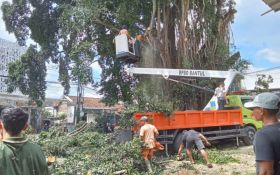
[30,128,162,174]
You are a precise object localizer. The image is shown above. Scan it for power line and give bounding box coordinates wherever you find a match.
[244,66,280,75]
[166,78,214,93]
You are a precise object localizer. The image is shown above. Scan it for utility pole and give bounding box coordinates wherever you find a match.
[75,76,84,125]
[75,77,80,125]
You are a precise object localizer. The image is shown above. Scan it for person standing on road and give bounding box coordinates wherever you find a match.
[177,129,213,168]
[245,92,280,175]
[214,82,227,110]
[139,116,159,173]
[0,107,50,175]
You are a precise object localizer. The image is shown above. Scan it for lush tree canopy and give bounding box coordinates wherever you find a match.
[2,0,248,109]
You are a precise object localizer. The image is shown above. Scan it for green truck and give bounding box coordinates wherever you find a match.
[226,94,263,145]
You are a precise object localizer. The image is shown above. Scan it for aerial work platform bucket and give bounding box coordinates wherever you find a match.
[115,34,140,63]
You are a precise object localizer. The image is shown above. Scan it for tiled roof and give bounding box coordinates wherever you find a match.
[69,96,123,111]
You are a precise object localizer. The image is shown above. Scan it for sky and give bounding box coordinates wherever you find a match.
[0,0,279,97]
[232,0,280,69]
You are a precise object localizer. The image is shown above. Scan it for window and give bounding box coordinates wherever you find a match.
[241,98,253,105]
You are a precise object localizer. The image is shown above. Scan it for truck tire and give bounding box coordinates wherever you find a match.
[173,132,183,153]
[243,126,256,145]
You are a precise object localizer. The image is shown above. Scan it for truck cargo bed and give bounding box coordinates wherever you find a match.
[134,109,243,131]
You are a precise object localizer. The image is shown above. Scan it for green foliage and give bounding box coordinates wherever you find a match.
[134,82,173,113]
[2,0,240,110]
[118,84,174,128]
[42,109,53,118]
[2,0,101,103]
[30,128,162,174]
[231,58,251,73]
[6,45,47,106]
[58,112,67,120]
[94,112,114,133]
[1,0,30,46]
[193,148,239,164]
[2,0,146,106]
[208,149,239,164]
[99,61,136,106]
[254,74,274,93]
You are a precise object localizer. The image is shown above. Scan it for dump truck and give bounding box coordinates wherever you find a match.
[114,35,262,151]
[133,94,262,152]
[122,68,262,151]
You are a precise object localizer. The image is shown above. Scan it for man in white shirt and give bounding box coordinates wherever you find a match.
[139,116,159,173]
[214,82,227,110]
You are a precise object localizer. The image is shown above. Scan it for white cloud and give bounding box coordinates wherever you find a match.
[233,1,280,45]
[256,48,280,63]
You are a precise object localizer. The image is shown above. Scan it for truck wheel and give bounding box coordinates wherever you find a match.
[243,126,256,145]
[173,132,183,153]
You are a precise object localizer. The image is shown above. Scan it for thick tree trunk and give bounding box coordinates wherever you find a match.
[141,0,236,110]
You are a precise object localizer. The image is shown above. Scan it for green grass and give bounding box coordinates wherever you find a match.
[193,148,239,164]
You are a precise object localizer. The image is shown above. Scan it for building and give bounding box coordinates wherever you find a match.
[0,38,27,106]
[0,38,27,93]
[52,95,123,124]
[242,67,280,94]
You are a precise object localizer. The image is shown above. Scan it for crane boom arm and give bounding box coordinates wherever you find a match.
[127,67,240,111]
[128,68,232,79]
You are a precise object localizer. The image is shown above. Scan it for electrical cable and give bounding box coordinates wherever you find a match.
[244,66,280,75]
[166,77,215,93]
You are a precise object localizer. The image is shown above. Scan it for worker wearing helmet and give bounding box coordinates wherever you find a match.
[177,129,213,168]
[139,116,159,173]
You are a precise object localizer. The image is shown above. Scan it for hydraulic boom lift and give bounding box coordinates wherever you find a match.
[115,34,261,150]
[127,67,240,110]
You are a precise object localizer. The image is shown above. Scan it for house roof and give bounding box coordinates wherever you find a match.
[68,96,124,112]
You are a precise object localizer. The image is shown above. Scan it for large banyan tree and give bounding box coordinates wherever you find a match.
[2,0,247,109]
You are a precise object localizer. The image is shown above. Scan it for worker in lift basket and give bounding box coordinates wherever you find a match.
[176,129,213,168]
[119,25,132,41]
[139,116,159,173]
